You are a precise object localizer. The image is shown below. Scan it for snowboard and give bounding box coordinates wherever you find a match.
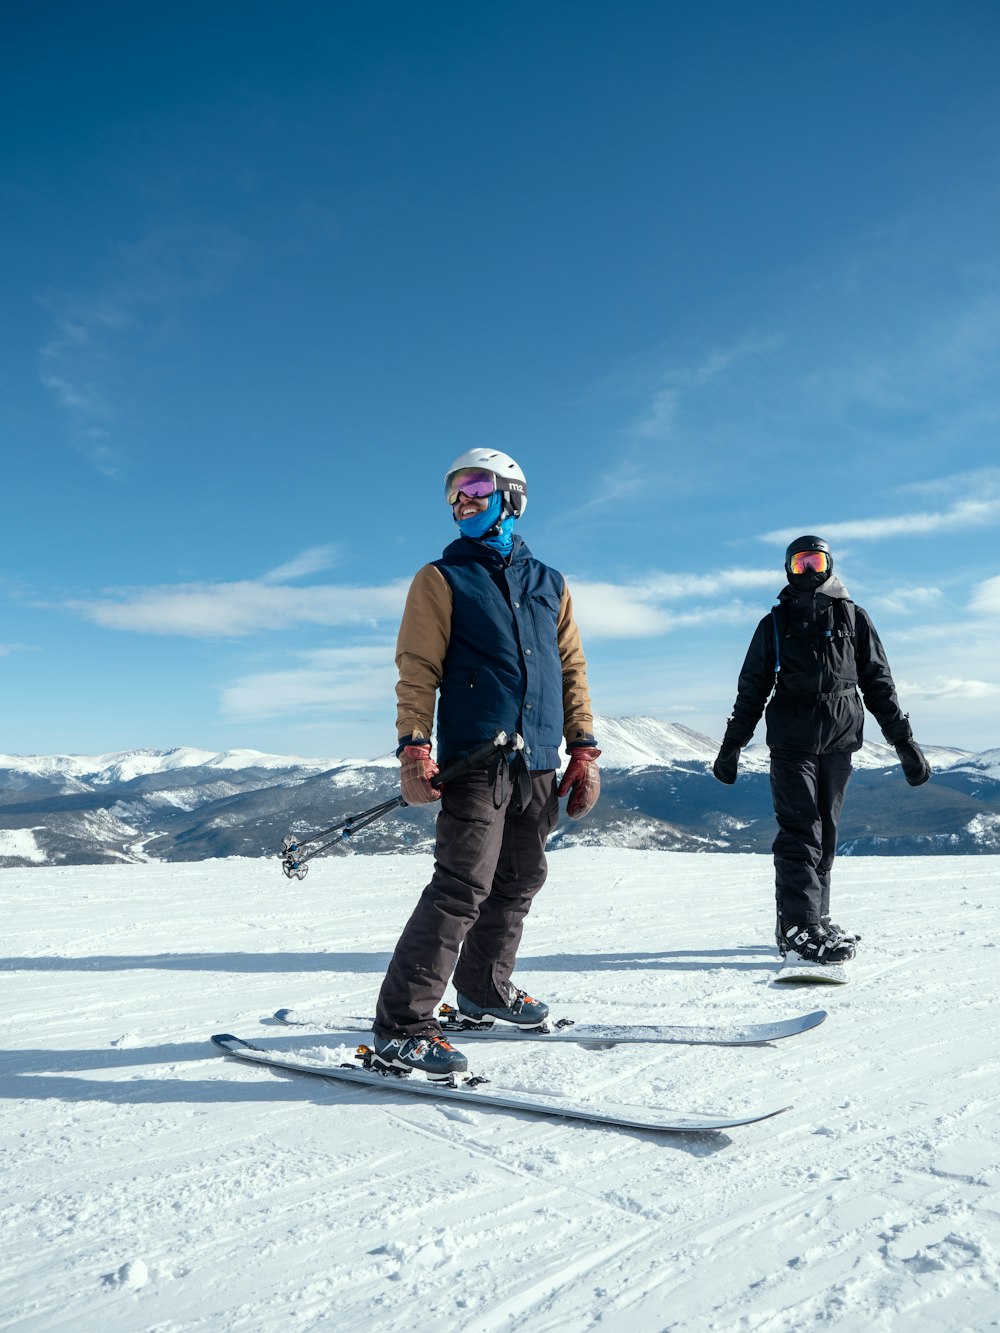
[772,957,849,986]
[273,1005,828,1046]
[212,1033,790,1135]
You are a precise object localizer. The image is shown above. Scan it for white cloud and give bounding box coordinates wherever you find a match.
[568,582,674,638]
[634,387,680,440]
[642,570,779,598]
[39,321,123,478]
[871,590,1000,744]
[898,677,1000,701]
[759,498,1000,547]
[631,336,782,440]
[222,646,396,719]
[578,335,782,509]
[38,225,256,475]
[261,546,341,583]
[864,587,945,617]
[970,575,1000,616]
[568,574,770,640]
[64,563,781,644]
[899,467,1000,500]
[794,275,1000,428]
[67,579,409,637]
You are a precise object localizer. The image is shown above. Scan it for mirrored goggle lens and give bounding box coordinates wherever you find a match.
[446,469,496,504]
[790,550,830,574]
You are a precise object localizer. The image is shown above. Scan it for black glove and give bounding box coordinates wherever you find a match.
[895,739,931,787]
[881,714,916,746]
[713,721,750,785]
[712,743,740,785]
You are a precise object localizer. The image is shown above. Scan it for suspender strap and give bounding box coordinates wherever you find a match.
[771,607,782,673]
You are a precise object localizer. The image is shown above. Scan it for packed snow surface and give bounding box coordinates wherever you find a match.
[2,850,998,1331]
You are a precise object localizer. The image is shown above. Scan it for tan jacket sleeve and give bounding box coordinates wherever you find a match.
[558,581,596,745]
[395,564,453,743]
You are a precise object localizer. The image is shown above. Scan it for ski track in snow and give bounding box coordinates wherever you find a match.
[1,850,999,1331]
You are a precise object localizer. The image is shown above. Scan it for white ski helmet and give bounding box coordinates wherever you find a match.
[444,448,528,518]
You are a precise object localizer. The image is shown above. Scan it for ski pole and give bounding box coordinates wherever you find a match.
[279,730,522,879]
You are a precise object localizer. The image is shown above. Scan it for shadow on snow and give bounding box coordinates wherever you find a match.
[0,946,774,975]
[0,1039,728,1155]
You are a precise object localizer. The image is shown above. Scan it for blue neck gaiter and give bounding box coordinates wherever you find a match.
[456,492,515,556]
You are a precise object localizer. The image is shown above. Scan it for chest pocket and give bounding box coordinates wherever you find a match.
[774,602,855,656]
[528,591,560,632]
[772,602,859,697]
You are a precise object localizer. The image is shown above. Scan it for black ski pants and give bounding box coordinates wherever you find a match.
[374,768,559,1039]
[770,749,853,928]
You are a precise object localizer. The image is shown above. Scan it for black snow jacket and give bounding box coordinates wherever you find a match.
[726,576,912,755]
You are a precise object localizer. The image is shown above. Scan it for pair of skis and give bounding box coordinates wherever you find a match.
[212,1004,828,1135]
[272,1003,828,1046]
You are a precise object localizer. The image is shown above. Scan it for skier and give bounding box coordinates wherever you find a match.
[712,535,930,968]
[372,449,600,1076]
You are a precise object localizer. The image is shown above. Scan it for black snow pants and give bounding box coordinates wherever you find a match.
[770,749,853,928]
[374,767,559,1038]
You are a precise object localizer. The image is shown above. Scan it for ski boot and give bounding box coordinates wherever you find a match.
[454,985,550,1030]
[370,1032,468,1081]
[780,923,856,966]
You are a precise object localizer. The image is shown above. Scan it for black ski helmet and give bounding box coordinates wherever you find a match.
[784,535,833,587]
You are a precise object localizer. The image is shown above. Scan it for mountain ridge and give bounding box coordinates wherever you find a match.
[0,717,994,867]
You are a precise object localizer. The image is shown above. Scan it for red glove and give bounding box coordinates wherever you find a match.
[400,744,441,805]
[557,746,602,819]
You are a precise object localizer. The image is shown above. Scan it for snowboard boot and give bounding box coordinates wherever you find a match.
[777,916,860,957]
[780,923,856,966]
[371,1032,468,1079]
[455,985,550,1029]
[821,916,861,945]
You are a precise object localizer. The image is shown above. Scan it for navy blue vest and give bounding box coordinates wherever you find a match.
[433,535,565,770]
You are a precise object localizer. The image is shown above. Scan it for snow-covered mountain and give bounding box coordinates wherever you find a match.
[587,717,719,768]
[0,746,348,785]
[0,718,994,867]
[946,746,1000,781]
[587,721,970,776]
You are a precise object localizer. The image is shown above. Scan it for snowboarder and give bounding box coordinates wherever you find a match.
[712,535,931,968]
[373,449,600,1075]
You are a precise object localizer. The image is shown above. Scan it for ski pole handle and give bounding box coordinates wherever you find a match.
[281,733,522,874]
[431,731,517,788]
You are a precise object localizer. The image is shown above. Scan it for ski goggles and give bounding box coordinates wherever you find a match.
[446,468,497,505]
[789,550,830,575]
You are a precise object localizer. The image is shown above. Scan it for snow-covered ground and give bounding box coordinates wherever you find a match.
[2,849,998,1331]
[0,829,47,864]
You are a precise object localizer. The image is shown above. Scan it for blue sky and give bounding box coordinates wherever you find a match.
[3,0,999,758]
